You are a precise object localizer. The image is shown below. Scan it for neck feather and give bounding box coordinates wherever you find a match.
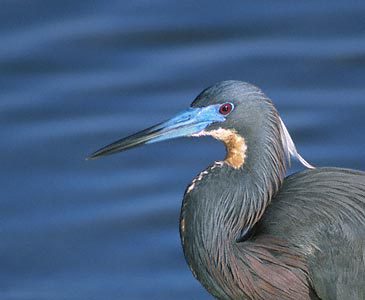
[192,128,247,169]
[180,106,310,299]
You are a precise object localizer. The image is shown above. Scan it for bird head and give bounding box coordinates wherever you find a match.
[87,80,313,170]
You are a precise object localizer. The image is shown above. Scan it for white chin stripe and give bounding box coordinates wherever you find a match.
[279,118,315,169]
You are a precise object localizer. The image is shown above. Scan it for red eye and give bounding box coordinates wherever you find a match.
[219,103,233,115]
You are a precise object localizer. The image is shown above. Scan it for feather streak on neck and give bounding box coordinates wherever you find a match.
[193,128,247,169]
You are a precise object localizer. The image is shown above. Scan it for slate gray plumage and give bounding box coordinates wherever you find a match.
[90,81,365,300]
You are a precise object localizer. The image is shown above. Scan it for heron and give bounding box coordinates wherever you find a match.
[88,81,365,300]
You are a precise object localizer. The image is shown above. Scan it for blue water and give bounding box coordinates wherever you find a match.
[1,1,365,299]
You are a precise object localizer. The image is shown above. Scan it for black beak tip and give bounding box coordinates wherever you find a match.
[85,151,102,161]
[86,145,118,160]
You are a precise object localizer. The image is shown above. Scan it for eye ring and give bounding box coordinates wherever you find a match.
[219,102,234,115]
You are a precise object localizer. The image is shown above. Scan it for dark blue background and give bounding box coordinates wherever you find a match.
[1,1,365,299]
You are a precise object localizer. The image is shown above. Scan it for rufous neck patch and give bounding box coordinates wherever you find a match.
[192,128,247,169]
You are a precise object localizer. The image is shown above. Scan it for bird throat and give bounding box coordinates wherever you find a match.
[193,128,247,169]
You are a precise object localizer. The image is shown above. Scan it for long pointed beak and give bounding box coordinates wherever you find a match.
[87,105,225,160]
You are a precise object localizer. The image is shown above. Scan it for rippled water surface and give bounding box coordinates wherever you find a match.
[1,1,365,299]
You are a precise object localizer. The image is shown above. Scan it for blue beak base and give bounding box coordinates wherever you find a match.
[87,105,226,160]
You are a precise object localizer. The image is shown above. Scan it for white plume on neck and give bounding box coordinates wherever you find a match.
[279,118,315,169]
